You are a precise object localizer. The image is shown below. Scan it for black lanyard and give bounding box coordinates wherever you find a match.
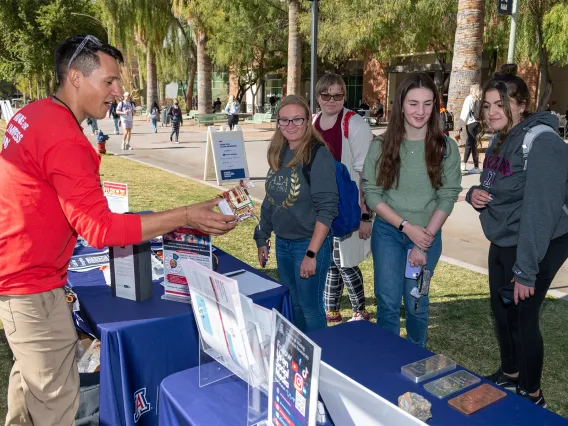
[52,95,82,131]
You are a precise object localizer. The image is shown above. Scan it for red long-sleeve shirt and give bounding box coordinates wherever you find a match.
[0,99,142,295]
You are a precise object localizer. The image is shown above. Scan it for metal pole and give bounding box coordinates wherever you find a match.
[506,0,519,63]
[310,0,318,114]
[70,13,109,43]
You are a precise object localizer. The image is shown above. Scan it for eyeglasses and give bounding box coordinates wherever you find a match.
[67,35,103,72]
[320,93,344,101]
[277,117,306,127]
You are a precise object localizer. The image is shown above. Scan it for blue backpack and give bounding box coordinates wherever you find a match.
[303,143,361,238]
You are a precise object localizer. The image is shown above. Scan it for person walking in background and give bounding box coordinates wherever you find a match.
[168,100,183,143]
[109,97,120,134]
[225,96,240,130]
[457,84,482,174]
[117,91,135,150]
[148,101,159,133]
[86,116,98,136]
[254,95,338,333]
[362,72,461,347]
[313,73,374,323]
[213,97,222,113]
[466,73,568,407]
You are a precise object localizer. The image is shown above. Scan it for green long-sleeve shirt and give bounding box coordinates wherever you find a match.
[362,137,462,228]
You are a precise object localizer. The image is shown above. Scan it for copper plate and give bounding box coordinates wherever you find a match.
[448,384,507,415]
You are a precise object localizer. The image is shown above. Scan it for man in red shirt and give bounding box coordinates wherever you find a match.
[0,35,236,425]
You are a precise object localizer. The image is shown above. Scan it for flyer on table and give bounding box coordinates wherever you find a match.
[102,181,129,213]
[181,259,253,376]
[268,311,321,426]
[163,227,212,300]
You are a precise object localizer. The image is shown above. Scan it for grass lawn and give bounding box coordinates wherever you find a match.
[0,151,567,420]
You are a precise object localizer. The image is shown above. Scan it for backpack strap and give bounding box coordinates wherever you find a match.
[521,124,568,216]
[521,124,556,171]
[343,110,357,139]
[301,143,325,186]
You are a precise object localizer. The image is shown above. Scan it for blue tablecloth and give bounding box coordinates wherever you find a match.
[159,321,567,426]
[68,248,292,426]
[309,321,567,426]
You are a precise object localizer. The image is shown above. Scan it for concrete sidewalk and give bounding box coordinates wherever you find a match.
[88,116,568,299]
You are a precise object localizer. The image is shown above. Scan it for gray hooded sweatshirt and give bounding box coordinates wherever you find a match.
[466,111,568,287]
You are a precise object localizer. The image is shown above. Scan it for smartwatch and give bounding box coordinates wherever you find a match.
[398,219,409,232]
[361,213,372,222]
[305,250,316,259]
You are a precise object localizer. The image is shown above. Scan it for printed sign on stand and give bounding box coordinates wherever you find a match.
[268,311,321,426]
[102,181,129,213]
[204,125,250,185]
[161,227,212,302]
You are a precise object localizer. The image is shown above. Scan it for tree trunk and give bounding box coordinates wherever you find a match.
[186,60,197,111]
[146,47,158,108]
[446,0,485,115]
[159,80,166,105]
[195,31,212,114]
[534,16,552,110]
[287,0,302,96]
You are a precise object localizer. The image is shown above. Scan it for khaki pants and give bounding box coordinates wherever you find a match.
[0,288,79,426]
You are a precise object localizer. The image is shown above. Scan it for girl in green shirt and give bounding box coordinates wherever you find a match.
[362,73,461,347]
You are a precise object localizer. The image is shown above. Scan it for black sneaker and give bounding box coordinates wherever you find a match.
[485,369,519,391]
[517,388,547,408]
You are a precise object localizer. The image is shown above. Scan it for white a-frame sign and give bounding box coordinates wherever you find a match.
[204,125,250,185]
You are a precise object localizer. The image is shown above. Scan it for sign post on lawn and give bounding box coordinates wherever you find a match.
[204,125,250,185]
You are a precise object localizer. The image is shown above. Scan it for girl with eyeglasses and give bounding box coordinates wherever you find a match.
[313,73,374,323]
[254,95,338,332]
[466,74,568,407]
[362,72,461,347]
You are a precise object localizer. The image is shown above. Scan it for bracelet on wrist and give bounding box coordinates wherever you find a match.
[398,219,409,232]
[415,246,428,256]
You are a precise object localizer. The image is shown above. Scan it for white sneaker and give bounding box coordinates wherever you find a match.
[468,167,481,174]
[121,141,126,150]
[461,163,468,172]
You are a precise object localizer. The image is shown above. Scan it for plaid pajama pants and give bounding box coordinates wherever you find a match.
[324,237,366,312]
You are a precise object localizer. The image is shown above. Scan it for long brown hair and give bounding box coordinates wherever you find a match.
[478,74,530,154]
[376,72,447,189]
[267,95,327,170]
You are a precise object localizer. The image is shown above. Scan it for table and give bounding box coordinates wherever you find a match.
[68,248,293,426]
[159,321,567,426]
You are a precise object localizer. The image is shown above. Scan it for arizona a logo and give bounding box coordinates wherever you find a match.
[134,388,151,423]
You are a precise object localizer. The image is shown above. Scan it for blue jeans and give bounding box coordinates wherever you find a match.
[276,235,332,333]
[112,117,120,133]
[371,218,442,347]
[151,117,157,132]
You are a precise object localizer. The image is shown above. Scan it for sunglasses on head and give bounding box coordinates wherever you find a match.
[320,93,344,102]
[67,35,103,72]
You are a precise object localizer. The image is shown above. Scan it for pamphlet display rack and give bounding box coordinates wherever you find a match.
[195,319,270,425]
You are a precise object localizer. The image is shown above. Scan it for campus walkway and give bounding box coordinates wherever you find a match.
[87,115,568,299]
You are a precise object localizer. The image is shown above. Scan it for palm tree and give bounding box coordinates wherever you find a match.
[195,30,213,114]
[287,0,302,96]
[446,0,485,116]
[172,1,211,113]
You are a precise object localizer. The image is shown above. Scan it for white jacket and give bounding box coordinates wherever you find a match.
[313,108,373,267]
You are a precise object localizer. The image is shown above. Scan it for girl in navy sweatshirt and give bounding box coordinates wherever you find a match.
[466,74,568,407]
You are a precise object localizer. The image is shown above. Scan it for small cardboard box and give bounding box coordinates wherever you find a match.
[109,242,153,302]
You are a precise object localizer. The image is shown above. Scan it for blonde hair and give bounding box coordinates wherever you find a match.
[470,84,481,100]
[267,95,327,171]
[315,73,347,98]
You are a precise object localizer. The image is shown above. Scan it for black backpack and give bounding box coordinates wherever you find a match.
[441,110,454,131]
[471,99,481,121]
